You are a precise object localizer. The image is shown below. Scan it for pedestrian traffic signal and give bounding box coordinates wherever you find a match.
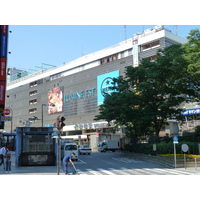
[56,116,66,129]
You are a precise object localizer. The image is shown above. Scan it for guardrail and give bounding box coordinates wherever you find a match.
[120,151,200,169]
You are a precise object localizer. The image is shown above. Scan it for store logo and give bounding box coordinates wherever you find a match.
[100,77,115,97]
[97,70,119,105]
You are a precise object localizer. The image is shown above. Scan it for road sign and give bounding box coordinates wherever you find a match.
[173,136,178,141]
[173,136,178,144]
[182,144,189,152]
[3,108,11,115]
[1,116,12,121]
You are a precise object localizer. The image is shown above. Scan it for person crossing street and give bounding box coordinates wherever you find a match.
[63,152,76,175]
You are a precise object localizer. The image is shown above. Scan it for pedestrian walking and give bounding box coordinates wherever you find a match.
[4,147,12,173]
[63,152,76,175]
[0,144,6,169]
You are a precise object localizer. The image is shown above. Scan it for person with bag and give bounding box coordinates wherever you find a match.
[4,147,12,173]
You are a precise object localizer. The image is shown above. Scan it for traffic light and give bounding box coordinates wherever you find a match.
[56,116,66,129]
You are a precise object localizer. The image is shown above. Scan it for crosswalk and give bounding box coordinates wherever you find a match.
[76,167,197,175]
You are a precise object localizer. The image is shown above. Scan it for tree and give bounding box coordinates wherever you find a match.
[183,29,200,75]
[182,29,200,95]
[95,44,199,137]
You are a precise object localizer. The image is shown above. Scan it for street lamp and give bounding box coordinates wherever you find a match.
[41,103,55,127]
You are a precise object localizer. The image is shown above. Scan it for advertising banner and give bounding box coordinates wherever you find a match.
[0,80,5,105]
[97,70,119,105]
[48,86,64,114]
[0,57,7,81]
[0,25,8,129]
[0,34,7,57]
[1,25,8,34]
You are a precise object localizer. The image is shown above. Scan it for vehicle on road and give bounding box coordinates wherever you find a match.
[61,139,78,161]
[98,140,119,152]
[78,145,92,155]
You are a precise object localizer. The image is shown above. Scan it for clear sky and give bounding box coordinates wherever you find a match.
[7,25,200,73]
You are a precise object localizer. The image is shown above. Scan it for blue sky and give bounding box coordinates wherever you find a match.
[7,25,200,72]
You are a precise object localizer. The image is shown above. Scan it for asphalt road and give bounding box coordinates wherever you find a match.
[72,152,199,175]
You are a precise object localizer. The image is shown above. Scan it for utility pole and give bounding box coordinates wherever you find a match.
[56,116,66,175]
[57,129,61,175]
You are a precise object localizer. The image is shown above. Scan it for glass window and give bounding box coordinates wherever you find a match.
[65,145,77,150]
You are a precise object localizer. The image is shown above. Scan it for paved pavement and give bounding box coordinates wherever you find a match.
[0,151,63,175]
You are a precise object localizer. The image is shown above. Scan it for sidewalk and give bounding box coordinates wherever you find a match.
[0,151,65,175]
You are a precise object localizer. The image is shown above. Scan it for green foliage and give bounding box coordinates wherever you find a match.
[95,42,199,137]
[195,126,200,136]
[183,29,200,76]
[123,136,200,155]
[148,135,161,144]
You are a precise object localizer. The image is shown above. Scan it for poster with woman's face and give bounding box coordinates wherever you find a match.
[48,86,64,114]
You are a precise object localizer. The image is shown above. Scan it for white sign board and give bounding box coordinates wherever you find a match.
[181,144,189,152]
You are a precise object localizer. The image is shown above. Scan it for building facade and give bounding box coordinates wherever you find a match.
[5,26,188,150]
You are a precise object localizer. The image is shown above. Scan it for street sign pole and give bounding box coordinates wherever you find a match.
[57,129,61,175]
[3,108,13,150]
[181,144,189,169]
[173,137,178,168]
[174,142,177,168]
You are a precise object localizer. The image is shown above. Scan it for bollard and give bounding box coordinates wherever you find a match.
[195,158,197,171]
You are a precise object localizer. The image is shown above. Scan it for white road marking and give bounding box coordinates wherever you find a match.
[77,159,87,164]
[76,169,88,175]
[108,168,130,175]
[112,157,144,163]
[97,168,115,175]
[85,169,102,175]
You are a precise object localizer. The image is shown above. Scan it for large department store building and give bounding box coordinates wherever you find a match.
[5,26,192,150]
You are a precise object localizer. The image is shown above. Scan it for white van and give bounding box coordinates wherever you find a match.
[61,142,78,161]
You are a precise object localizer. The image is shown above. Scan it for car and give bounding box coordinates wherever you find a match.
[78,145,92,155]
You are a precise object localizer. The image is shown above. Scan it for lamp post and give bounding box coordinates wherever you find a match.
[41,103,55,127]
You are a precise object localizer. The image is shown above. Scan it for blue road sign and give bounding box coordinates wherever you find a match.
[173,136,178,142]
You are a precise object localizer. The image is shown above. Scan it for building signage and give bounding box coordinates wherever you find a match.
[0,34,7,57]
[0,57,6,80]
[0,81,5,104]
[48,86,64,114]
[74,121,114,130]
[0,25,8,129]
[64,88,95,102]
[97,70,119,105]
[1,116,12,121]
[182,108,200,116]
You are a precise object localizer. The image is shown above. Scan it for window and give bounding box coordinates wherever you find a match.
[29,108,37,114]
[30,81,37,87]
[100,54,118,65]
[29,99,37,105]
[128,49,132,56]
[50,73,62,80]
[142,40,160,51]
[146,55,158,61]
[65,145,77,150]
[120,51,124,58]
[29,90,37,96]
